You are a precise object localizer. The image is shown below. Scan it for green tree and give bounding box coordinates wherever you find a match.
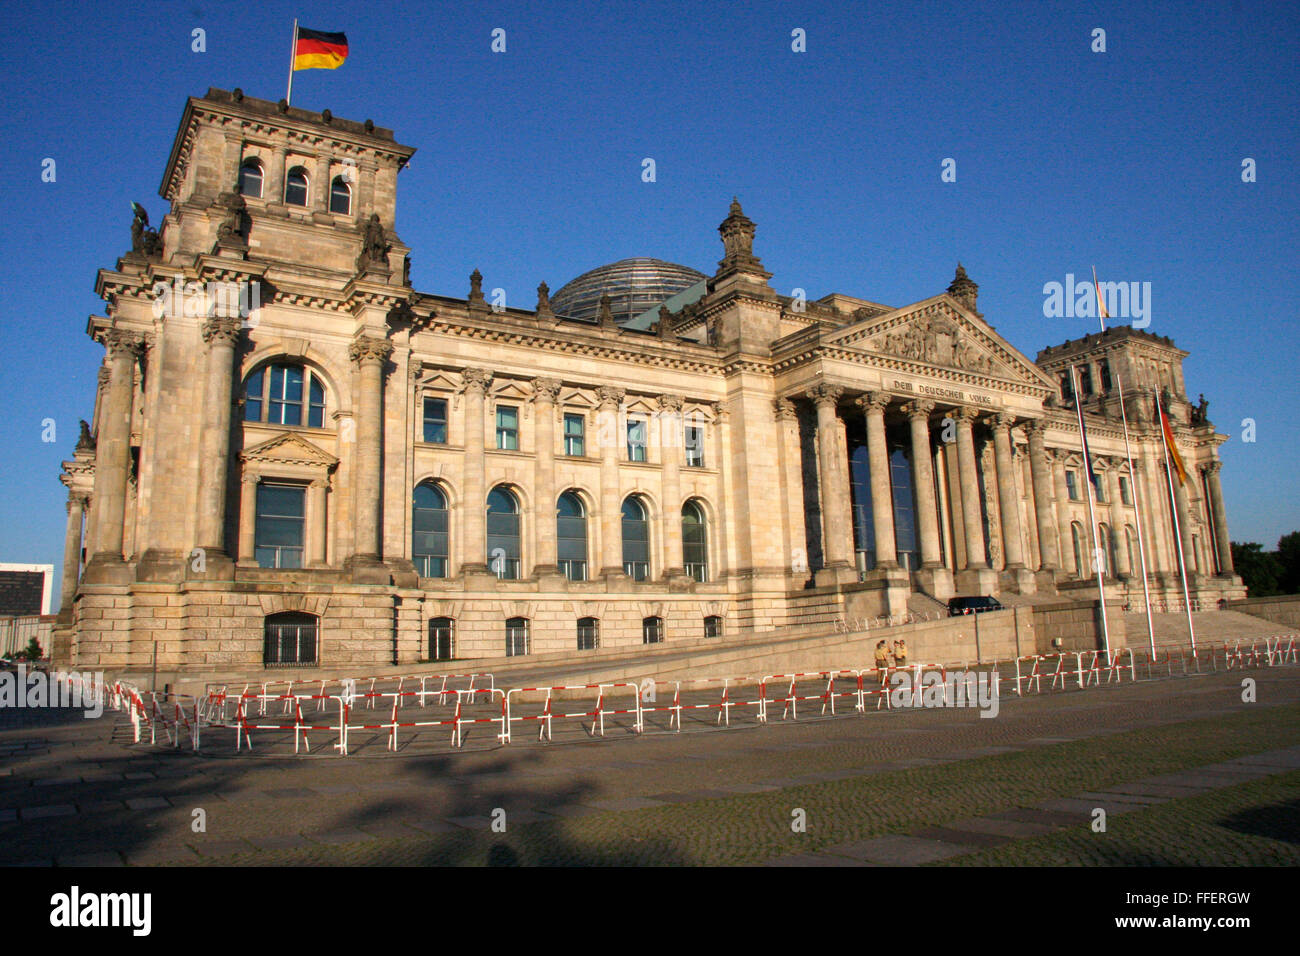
[1277,531,1300,594]
[1231,541,1283,597]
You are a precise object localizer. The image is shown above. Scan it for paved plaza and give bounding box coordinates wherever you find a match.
[1,667,1298,866]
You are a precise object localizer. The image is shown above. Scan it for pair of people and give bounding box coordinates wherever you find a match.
[873,638,908,678]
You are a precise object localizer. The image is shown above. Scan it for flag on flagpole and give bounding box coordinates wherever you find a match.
[293,28,349,71]
[1092,266,1110,326]
[1156,395,1188,485]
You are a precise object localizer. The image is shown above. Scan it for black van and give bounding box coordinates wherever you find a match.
[947,595,1004,617]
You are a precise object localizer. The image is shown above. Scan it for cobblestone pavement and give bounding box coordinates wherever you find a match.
[0,668,1297,865]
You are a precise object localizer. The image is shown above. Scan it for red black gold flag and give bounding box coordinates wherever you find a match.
[1157,395,1188,485]
[293,28,349,71]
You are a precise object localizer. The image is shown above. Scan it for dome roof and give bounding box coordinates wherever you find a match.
[550,257,707,325]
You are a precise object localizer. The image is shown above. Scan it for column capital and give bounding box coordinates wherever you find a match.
[808,383,843,408]
[773,397,798,421]
[856,390,892,413]
[900,399,935,420]
[309,477,330,490]
[987,411,1018,432]
[349,333,393,366]
[242,472,262,485]
[65,494,88,514]
[201,315,242,347]
[1202,459,1222,476]
[951,405,982,422]
[462,367,495,396]
[104,328,146,359]
[710,399,731,423]
[1024,417,1050,438]
[97,366,112,389]
[531,377,562,404]
[596,385,625,409]
[656,393,684,413]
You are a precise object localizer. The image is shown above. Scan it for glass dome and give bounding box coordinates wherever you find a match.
[550,257,707,325]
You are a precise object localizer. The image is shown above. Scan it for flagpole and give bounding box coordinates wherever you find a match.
[1092,267,1156,660]
[1070,365,1111,661]
[1158,390,1197,655]
[286,19,298,106]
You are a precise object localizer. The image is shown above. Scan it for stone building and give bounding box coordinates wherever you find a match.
[54,89,1244,674]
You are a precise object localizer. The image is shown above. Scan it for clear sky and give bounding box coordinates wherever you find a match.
[0,0,1296,604]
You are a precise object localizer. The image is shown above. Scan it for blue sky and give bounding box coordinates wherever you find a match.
[0,0,1297,603]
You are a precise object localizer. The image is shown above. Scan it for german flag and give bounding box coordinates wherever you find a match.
[293,27,348,71]
[1157,395,1188,485]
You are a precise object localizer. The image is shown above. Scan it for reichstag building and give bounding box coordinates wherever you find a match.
[54,89,1243,673]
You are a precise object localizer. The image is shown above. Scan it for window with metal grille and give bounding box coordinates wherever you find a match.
[505,617,529,657]
[704,615,722,639]
[577,617,598,651]
[642,616,663,644]
[429,617,454,661]
[263,612,318,667]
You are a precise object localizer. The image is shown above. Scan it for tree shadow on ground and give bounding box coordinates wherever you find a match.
[1218,797,1300,845]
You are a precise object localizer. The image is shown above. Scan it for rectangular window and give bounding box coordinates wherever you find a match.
[423,397,448,444]
[685,425,705,467]
[254,483,305,569]
[1078,366,1094,397]
[577,618,599,651]
[1119,475,1131,505]
[704,616,722,639]
[1099,360,1113,391]
[1093,473,1106,503]
[269,366,304,426]
[563,413,585,456]
[626,417,647,462]
[1066,471,1079,501]
[642,617,663,645]
[496,405,519,450]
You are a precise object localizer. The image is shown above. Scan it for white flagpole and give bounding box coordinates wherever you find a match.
[1070,365,1111,661]
[1157,390,1198,655]
[1091,268,1156,660]
[286,19,298,106]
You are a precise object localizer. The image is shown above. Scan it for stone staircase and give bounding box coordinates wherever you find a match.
[1122,609,1294,650]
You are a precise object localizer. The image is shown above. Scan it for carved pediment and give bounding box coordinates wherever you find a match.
[825,295,1057,390]
[240,432,338,468]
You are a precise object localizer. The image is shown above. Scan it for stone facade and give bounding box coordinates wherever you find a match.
[54,89,1244,677]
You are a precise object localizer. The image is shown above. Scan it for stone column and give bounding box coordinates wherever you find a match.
[1052,453,1075,574]
[1171,462,1198,573]
[989,413,1026,569]
[858,392,898,569]
[1143,451,1170,574]
[1025,422,1059,571]
[1105,462,1129,577]
[658,394,685,577]
[88,330,143,564]
[195,316,241,555]
[308,478,329,566]
[238,474,258,563]
[268,146,288,204]
[531,378,561,574]
[461,368,493,572]
[953,408,987,568]
[810,384,850,570]
[348,334,393,567]
[775,398,810,576]
[60,494,87,610]
[1203,460,1235,575]
[902,400,941,568]
[596,386,626,576]
[942,437,967,570]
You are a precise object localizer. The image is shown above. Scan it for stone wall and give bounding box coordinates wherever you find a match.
[1229,594,1300,630]
[1031,599,1128,654]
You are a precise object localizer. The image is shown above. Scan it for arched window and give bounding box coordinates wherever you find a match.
[487,487,521,580]
[284,166,309,206]
[704,615,722,639]
[682,499,708,582]
[429,617,454,661]
[577,617,598,651]
[621,496,649,580]
[1071,522,1085,577]
[329,176,351,215]
[642,616,663,645]
[556,491,587,581]
[238,158,264,198]
[505,616,529,657]
[412,482,449,578]
[244,363,326,428]
[264,611,318,666]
